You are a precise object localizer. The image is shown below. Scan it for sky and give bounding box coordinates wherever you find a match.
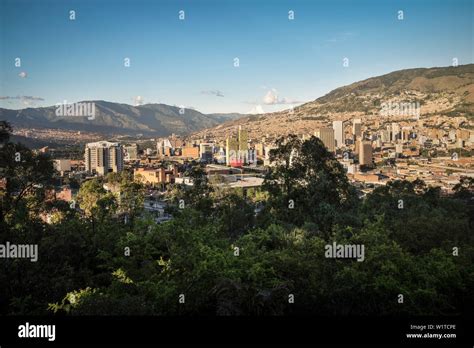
[0,0,473,114]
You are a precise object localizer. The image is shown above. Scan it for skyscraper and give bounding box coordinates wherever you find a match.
[353,119,362,138]
[85,141,124,175]
[315,128,335,152]
[226,126,249,166]
[226,136,239,165]
[359,139,373,166]
[333,120,344,148]
[238,125,248,152]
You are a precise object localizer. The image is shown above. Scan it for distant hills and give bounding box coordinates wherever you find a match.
[2,65,473,141]
[0,101,245,137]
[193,64,474,140]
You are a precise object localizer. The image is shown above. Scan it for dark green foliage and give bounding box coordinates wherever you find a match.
[0,124,472,316]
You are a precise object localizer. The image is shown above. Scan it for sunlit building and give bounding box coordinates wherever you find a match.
[85,141,123,175]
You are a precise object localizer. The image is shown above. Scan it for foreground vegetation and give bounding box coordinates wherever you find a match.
[1,122,473,316]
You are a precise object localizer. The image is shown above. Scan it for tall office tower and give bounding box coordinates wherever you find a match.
[358,139,373,166]
[238,125,248,152]
[85,141,123,175]
[225,126,250,166]
[314,128,335,152]
[352,119,362,138]
[226,136,239,165]
[333,120,344,148]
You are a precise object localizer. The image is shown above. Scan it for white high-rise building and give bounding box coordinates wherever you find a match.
[85,141,123,175]
[333,120,344,148]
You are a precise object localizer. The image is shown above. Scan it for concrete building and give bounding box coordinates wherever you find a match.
[123,144,138,161]
[199,143,214,162]
[359,140,373,166]
[333,120,344,148]
[157,138,172,156]
[226,126,249,166]
[134,167,175,185]
[181,146,200,158]
[85,141,123,175]
[238,126,248,152]
[226,136,239,165]
[315,128,335,152]
[353,119,362,138]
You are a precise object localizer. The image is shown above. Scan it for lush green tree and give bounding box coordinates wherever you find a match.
[263,135,359,234]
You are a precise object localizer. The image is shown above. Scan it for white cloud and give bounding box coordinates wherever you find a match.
[262,88,303,105]
[18,71,27,78]
[247,105,265,114]
[0,96,44,101]
[0,95,44,106]
[133,96,144,106]
[201,90,224,97]
[263,89,278,104]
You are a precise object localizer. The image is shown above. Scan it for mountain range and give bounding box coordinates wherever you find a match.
[1,64,473,140]
[0,101,244,137]
[193,64,474,140]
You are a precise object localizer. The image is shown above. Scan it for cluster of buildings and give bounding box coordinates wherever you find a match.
[76,119,473,192]
[42,116,472,225]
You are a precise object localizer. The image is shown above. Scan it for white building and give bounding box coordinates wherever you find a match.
[85,141,123,175]
[333,120,344,148]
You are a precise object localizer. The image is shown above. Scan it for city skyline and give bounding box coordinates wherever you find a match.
[1,0,473,114]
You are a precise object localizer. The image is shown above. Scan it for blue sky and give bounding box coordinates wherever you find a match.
[1,0,472,113]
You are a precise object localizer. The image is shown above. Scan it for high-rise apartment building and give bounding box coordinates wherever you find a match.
[85,141,123,175]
